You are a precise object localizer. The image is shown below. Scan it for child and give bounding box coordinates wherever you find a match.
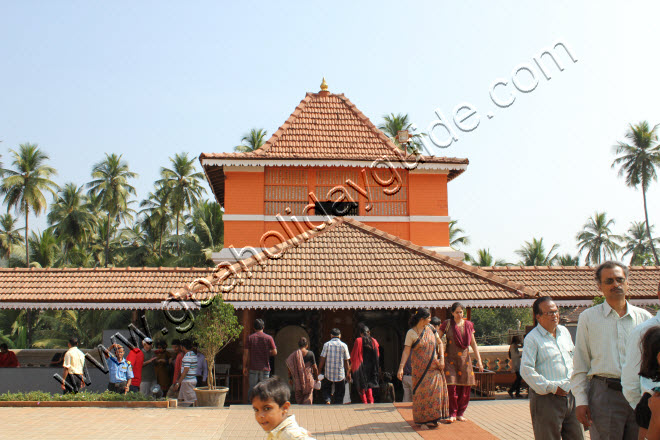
[250,376,316,440]
[380,372,396,403]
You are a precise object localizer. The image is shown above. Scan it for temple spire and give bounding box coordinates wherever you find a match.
[320,77,328,92]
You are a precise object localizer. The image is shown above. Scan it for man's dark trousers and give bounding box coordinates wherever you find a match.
[529,389,583,440]
[321,378,345,404]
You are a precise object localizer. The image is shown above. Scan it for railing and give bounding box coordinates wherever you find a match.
[224,374,244,404]
[472,369,496,400]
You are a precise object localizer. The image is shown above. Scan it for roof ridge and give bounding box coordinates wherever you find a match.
[340,218,539,298]
[258,93,315,154]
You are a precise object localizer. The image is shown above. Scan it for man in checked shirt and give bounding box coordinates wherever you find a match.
[318,328,351,405]
[521,296,583,439]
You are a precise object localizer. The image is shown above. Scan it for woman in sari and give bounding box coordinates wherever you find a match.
[286,337,318,404]
[438,302,483,423]
[351,325,380,404]
[397,308,449,428]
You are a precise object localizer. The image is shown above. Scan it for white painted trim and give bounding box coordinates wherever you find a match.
[0,301,201,310]
[202,158,468,171]
[409,169,450,174]
[227,299,535,310]
[409,216,451,222]
[554,299,660,307]
[222,214,451,222]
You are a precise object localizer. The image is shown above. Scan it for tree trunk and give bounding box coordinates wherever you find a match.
[176,212,180,257]
[158,223,164,257]
[643,188,660,265]
[105,212,111,267]
[24,202,29,267]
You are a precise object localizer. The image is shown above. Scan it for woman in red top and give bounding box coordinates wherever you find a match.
[351,326,380,404]
[438,302,483,423]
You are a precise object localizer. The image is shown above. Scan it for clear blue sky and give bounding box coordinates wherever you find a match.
[1,1,659,264]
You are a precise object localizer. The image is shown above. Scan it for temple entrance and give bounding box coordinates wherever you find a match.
[273,325,310,378]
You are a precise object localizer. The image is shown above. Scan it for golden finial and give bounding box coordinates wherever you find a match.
[320,77,328,91]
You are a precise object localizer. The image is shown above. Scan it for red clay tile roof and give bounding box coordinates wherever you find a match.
[176,218,538,307]
[482,266,660,301]
[0,219,537,309]
[200,91,469,204]
[201,92,468,165]
[0,267,213,308]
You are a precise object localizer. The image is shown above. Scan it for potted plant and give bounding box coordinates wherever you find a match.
[190,295,243,407]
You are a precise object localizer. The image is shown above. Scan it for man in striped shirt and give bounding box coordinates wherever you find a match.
[571,261,651,440]
[521,296,583,439]
[173,339,198,406]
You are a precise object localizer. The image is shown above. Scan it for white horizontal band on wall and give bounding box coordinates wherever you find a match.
[0,301,202,310]
[553,299,660,307]
[227,299,536,310]
[223,215,451,222]
[202,158,468,171]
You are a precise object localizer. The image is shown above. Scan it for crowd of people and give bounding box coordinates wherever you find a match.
[58,336,207,407]
[520,261,660,440]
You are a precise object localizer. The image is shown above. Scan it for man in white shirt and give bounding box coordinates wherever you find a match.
[572,261,652,440]
[521,296,583,439]
[61,337,86,394]
[621,281,660,439]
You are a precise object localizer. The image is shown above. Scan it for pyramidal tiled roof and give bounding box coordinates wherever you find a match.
[175,217,537,308]
[200,91,468,166]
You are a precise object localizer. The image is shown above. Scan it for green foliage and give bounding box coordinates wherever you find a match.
[471,308,533,345]
[515,237,559,266]
[234,128,268,153]
[190,296,243,389]
[592,296,605,305]
[0,391,161,401]
[576,212,621,265]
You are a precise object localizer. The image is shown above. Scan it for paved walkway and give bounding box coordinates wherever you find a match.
[1,400,591,439]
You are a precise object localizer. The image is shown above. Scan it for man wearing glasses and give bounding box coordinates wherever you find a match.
[572,261,652,440]
[521,296,583,439]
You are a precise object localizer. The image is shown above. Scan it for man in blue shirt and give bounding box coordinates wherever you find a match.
[104,344,134,394]
[521,296,583,440]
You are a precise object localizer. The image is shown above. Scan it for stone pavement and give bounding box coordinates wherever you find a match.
[1,400,592,439]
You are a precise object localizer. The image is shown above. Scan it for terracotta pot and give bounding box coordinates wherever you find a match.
[193,386,229,407]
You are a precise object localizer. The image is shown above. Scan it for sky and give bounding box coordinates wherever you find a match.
[1,1,659,264]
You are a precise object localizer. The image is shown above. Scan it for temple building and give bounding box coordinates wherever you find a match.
[1,79,658,402]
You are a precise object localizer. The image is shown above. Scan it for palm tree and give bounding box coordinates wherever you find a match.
[449,220,470,248]
[87,154,137,266]
[47,183,95,263]
[157,153,206,256]
[139,186,173,257]
[0,213,23,262]
[557,254,580,266]
[466,248,507,266]
[622,221,659,265]
[172,200,224,267]
[0,144,59,266]
[28,229,59,268]
[234,128,268,152]
[378,113,426,154]
[515,238,559,266]
[576,212,621,265]
[612,121,660,264]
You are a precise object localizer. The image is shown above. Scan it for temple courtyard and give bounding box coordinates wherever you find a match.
[2,396,591,440]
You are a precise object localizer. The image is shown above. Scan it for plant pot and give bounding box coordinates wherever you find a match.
[193,386,229,407]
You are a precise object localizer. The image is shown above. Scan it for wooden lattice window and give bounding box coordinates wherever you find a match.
[315,168,361,216]
[364,167,408,216]
[264,168,308,215]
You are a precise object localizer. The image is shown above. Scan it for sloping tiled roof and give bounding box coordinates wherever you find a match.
[200,90,469,205]
[0,267,213,308]
[482,266,660,301]
[175,218,538,308]
[0,219,537,310]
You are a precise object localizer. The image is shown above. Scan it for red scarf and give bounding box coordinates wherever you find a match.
[450,319,472,349]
